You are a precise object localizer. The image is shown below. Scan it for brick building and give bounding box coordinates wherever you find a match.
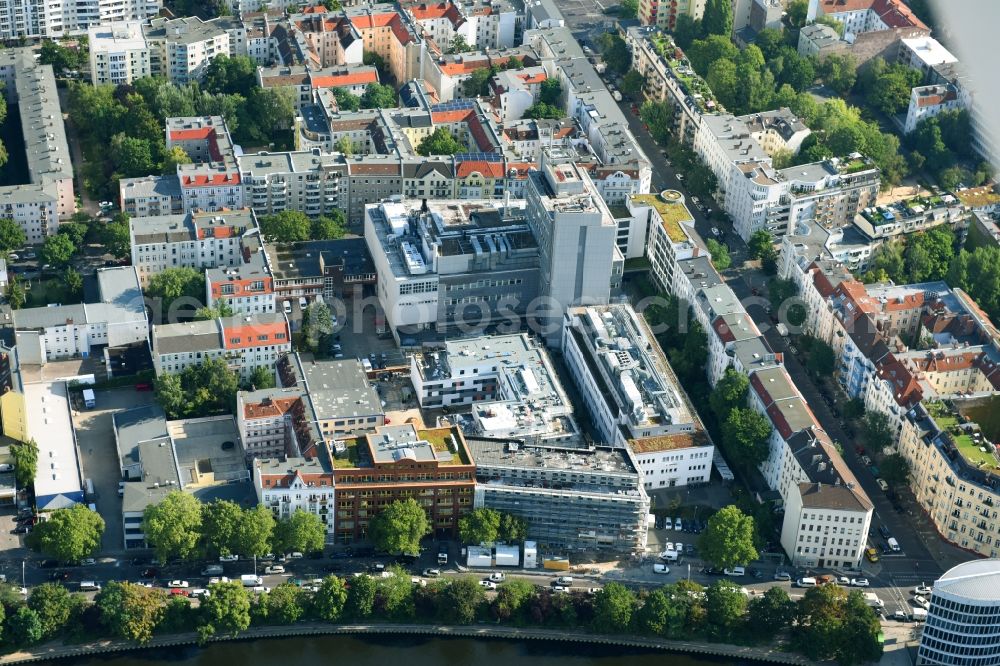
[331,423,475,544]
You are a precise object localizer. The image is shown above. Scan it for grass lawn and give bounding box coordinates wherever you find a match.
[929,403,998,469]
[332,437,362,469]
[24,278,80,308]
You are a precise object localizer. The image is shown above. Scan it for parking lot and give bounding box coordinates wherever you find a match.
[72,388,156,554]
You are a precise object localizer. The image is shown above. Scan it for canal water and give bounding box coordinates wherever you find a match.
[63,634,740,666]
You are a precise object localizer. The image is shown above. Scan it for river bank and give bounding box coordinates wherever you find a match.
[0,622,811,665]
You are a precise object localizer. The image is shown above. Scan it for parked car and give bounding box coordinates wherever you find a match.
[168,580,189,588]
[878,525,892,540]
[673,517,682,530]
[423,568,441,577]
[170,588,190,597]
[914,585,932,596]
[851,578,870,587]
[773,571,792,582]
[724,566,745,577]
[264,565,285,575]
[913,595,931,610]
[219,555,239,562]
[479,580,497,590]
[489,572,505,582]
[653,563,670,574]
[861,455,873,465]
[865,547,880,563]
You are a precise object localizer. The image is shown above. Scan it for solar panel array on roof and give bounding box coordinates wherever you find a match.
[454,152,503,162]
[431,99,476,112]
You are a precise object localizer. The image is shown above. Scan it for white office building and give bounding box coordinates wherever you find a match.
[917,559,1000,665]
[525,148,621,344]
[562,304,714,490]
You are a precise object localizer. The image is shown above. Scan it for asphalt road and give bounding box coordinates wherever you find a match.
[0,543,934,622]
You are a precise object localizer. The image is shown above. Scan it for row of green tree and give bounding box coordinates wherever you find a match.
[0,573,880,665]
[65,56,298,198]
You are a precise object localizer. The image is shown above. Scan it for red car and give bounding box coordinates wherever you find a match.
[135,383,153,392]
[169,588,189,597]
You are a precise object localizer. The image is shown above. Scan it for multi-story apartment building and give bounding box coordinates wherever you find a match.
[694,113,879,242]
[258,64,380,110]
[403,0,517,52]
[749,364,874,569]
[204,236,276,315]
[12,268,148,365]
[467,435,650,552]
[628,191,705,293]
[0,50,74,240]
[238,387,318,460]
[254,456,336,536]
[365,198,537,341]
[151,312,291,381]
[625,26,717,147]
[898,401,1000,560]
[638,0,705,30]
[238,151,349,219]
[119,175,184,218]
[144,16,231,85]
[88,22,151,86]
[263,238,376,307]
[331,423,476,543]
[562,304,715,490]
[129,209,256,285]
[0,0,160,39]
[165,116,246,214]
[525,148,621,343]
[277,354,384,444]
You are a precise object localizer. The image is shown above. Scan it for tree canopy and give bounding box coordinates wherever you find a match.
[368,498,430,554]
[361,83,397,109]
[274,509,326,555]
[27,504,105,563]
[96,582,166,644]
[259,210,311,243]
[154,358,238,419]
[416,127,465,156]
[142,491,204,562]
[0,219,26,255]
[705,238,731,270]
[699,505,759,569]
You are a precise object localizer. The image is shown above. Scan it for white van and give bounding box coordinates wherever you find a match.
[796,577,817,587]
[876,478,889,492]
[361,358,373,372]
[80,581,101,591]
[240,574,263,587]
[887,537,901,552]
[82,388,96,408]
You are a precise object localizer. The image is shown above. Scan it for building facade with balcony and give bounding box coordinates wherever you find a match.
[254,456,336,537]
[130,209,256,285]
[238,150,349,219]
[144,16,231,84]
[330,424,476,544]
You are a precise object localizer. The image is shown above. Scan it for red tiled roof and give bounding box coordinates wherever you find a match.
[259,469,333,488]
[244,396,300,419]
[170,127,214,141]
[431,109,473,123]
[439,59,490,76]
[181,173,241,187]
[456,160,505,178]
[312,70,379,88]
[223,319,288,350]
[518,71,546,85]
